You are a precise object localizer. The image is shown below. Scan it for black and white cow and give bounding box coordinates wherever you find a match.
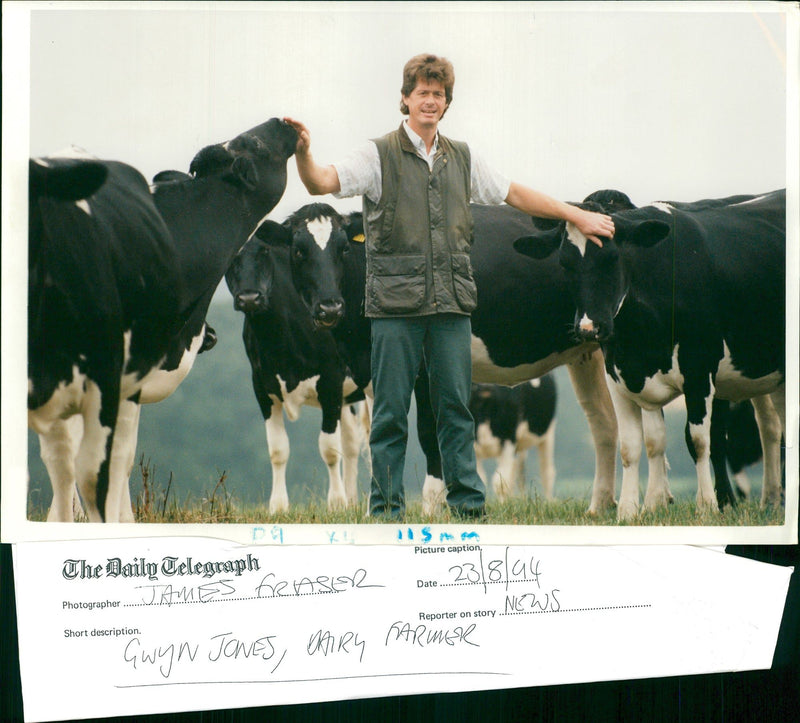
[726,399,764,499]
[224,216,370,513]
[28,158,110,521]
[259,202,621,515]
[469,376,558,502]
[726,396,783,501]
[28,118,297,522]
[514,190,786,518]
[584,190,753,514]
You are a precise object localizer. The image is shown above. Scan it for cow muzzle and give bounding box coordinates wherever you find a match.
[234,291,268,313]
[313,300,344,330]
[575,313,607,342]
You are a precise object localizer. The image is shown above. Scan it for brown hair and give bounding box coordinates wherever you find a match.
[399,54,454,116]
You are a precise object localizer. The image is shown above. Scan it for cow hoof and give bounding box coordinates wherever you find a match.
[695,495,720,514]
[492,487,511,504]
[327,495,348,512]
[422,475,446,516]
[760,489,784,509]
[269,499,289,515]
[587,495,617,515]
[617,500,640,521]
[643,492,671,512]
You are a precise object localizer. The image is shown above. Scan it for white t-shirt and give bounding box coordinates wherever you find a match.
[333,121,510,205]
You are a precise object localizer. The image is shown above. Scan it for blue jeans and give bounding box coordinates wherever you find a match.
[369,314,485,517]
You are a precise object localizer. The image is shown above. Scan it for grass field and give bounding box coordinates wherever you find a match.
[27,461,784,527]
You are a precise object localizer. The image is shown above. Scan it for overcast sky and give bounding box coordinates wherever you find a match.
[2,0,796,315]
[11,1,792,220]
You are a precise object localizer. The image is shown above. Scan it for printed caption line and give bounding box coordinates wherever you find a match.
[500,604,653,616]
[123,590,344,607]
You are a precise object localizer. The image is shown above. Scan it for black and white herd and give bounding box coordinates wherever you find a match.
[27,130,786,522]
[28,118,297,522]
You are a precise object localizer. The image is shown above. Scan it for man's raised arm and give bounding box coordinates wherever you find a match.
[283,117,341,196]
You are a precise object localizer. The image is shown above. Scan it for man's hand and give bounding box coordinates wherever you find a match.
[283,117,311,156]
[281,117,341,196]
[573,209,615,247]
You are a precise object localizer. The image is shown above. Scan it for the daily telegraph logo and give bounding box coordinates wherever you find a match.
[62,555,261,582]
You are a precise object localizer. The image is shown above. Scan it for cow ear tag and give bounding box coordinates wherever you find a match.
[352,234,365,243]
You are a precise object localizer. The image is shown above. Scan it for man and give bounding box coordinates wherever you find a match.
[285,53,614,520]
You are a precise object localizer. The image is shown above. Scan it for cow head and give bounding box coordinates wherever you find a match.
[582,189,636,214]
[189,118,297,223]
[259,203,364,330]
[225,221,288,314]
[514,194,670,343]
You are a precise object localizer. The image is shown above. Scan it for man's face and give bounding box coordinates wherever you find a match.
[403,78,448,132]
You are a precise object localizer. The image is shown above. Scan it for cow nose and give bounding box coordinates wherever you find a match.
[234,291,264,312]
[314,300,343,329]
[576,313,600,341]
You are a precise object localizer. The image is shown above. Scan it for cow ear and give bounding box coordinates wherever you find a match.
[30,159,108,201]
[226,156,259,190]
[152,170,190,185]
[255,219,291,247]
[343,213,365,244]
[513,229,560,260]
[530,216,563,232]
[616,218,671,248]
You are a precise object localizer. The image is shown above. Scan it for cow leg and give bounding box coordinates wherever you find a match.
[360,396,374,484]
[340,404,362,507]
[709,399,737,509]
[492,440,518,502]
[475,453,488,486]
[415,369,447,515]
[320,427,347,511]
[768,385,786,432]
[642,409,673,512]
[107,400,140,523]
[422,476,447,515]
[74,380,116,523]
[510,448,528,497]
[684,389,719,514]
[733,469,752,500]
[752,393,784,508]
[317,373,347,511]
[535,422,557,501]
[567,350,618,514]
[41,416,83,522]
[683,399,737,509]
[608,383,644,520]
[265,403,290,514]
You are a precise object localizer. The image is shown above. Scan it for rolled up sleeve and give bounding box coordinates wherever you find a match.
[333,141,382,203]
[470,149,511,205]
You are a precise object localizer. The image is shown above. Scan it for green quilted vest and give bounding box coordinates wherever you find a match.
[362,125,476,318]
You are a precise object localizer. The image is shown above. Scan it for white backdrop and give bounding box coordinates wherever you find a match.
[21,1,789,220]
